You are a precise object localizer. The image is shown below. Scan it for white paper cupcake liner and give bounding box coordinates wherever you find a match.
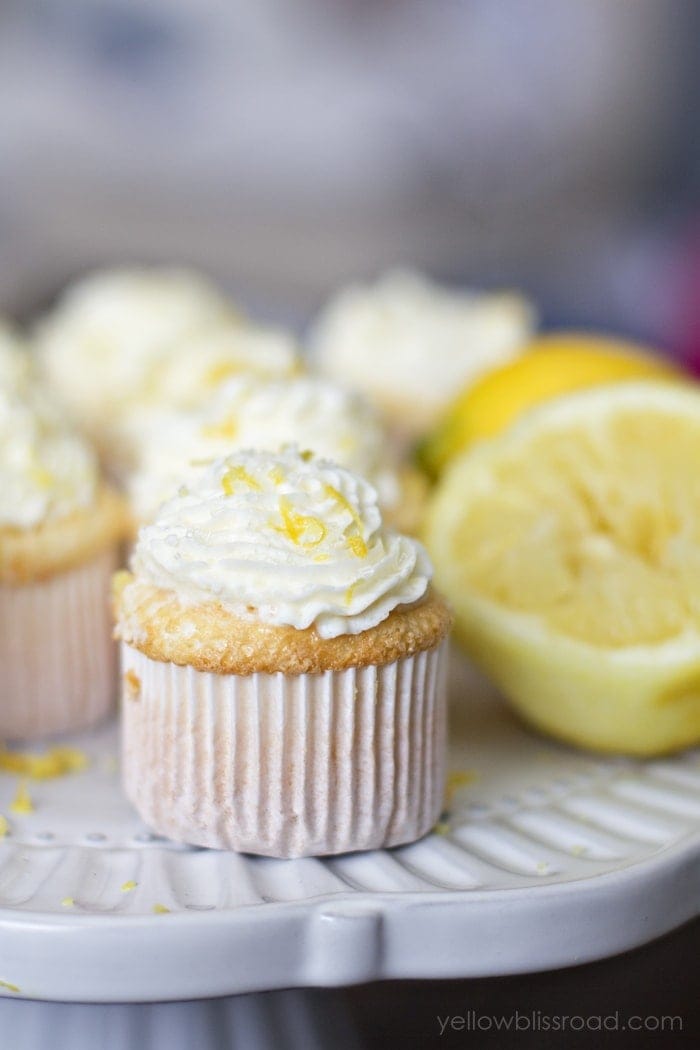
[121,640,448,857]
[0,547,119,740]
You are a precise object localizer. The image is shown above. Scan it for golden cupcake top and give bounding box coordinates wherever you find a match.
[0,386,98,529]
[310,269,536,428]
[128,375,401,523]
[131,447,431,639]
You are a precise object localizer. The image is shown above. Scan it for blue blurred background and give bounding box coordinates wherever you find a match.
[0,0,698,354]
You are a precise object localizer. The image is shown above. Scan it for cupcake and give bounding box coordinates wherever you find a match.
[34,267,299,474]
[115,448,452,857]
[127,375,426,534]
[310,269,536,444]
[0,388,125,739]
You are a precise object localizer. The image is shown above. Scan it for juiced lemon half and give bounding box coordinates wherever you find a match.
[425,382,700,754]
[417,334,680,479]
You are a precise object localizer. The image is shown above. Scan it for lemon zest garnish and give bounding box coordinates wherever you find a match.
[0,747,88,780]
[268,466,284,486]
[124,670,141,701]
[153,903,170,914]
[61,897,75,908]
[201,414,237,441]
[10,781,34,814]
[323,485,368,558]
[275,498,327,548]
[0,815,9,838]
[204,360,241,386]
[0,980,20,994]
[300,449,314,462]
[314,553,330,563]
[444,769,478,805]
[222,465,262,495]
[346,535,368,558]
[345,584,356,606]
[121,880,138,893]
[29,460,53,489]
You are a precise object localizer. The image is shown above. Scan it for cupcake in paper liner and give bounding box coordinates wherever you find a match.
[126,374,427,538]
[0,383,126,739]
[309,269,536,445]
[115,447,452,858]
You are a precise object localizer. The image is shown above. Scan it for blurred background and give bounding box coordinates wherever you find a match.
[0,0,698,350]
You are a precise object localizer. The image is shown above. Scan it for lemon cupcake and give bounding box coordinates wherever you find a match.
[310,269,536,443]
[0,389,125,739]
[116,448,451,857]
[35,266,299,474]
[127,375,426,534]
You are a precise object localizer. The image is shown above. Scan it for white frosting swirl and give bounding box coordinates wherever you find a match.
[35,267,237,430]
[128,375,400,522]
[0,389,98,528]
[133,448,431,638]
[311,269,536,427]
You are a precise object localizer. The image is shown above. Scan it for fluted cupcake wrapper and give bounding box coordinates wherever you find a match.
[0,548,118,740]
[120,641,448,857]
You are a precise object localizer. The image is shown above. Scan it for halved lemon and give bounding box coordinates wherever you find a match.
[417,333,680,479]
[425,382,700,754]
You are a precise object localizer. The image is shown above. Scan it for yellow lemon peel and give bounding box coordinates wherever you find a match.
[10,781,34,815]
[276,498,327,548]
[0,980,20,994]
[0,815,9,839]
[0,746,88,780]
[121,880,138,893]
[323,485,368,558]
[201,413,237,441]
[222,465,262,495]
[153,903,170,914]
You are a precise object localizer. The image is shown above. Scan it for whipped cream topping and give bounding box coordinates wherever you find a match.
[0,388,98,528]
[35,267,237,430]
[311,269,536,425]
[132,448,431,638]
[128,375,400,522]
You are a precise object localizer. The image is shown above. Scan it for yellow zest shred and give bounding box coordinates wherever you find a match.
[268,466,284,486]
[323,485,368,558]
[0,746,88,780]
[121,880,138,893]
[300,449,314,462]
[0,980,20,994]
[10,781,34,814]
[124,670,141,701]
[204,360,241,386]
[152,903,170,914]
[61,897,75,908]
[0,815,9,838]
[444,769,478,805]
[201,413,237,441]
[276,498,327,548]
[222,465,262,495]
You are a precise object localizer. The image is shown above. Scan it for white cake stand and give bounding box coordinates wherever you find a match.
[0,650,698,1045]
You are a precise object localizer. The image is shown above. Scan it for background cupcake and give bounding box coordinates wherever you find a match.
[116,448,451,857]
[34,266,299,476]
[310,269,537,444]
[0,385,125,739]
[127,374,426,535]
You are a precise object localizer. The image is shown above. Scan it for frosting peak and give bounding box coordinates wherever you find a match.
[0,389,98,528]
[128,375,400,522]
[132,449,431,638]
